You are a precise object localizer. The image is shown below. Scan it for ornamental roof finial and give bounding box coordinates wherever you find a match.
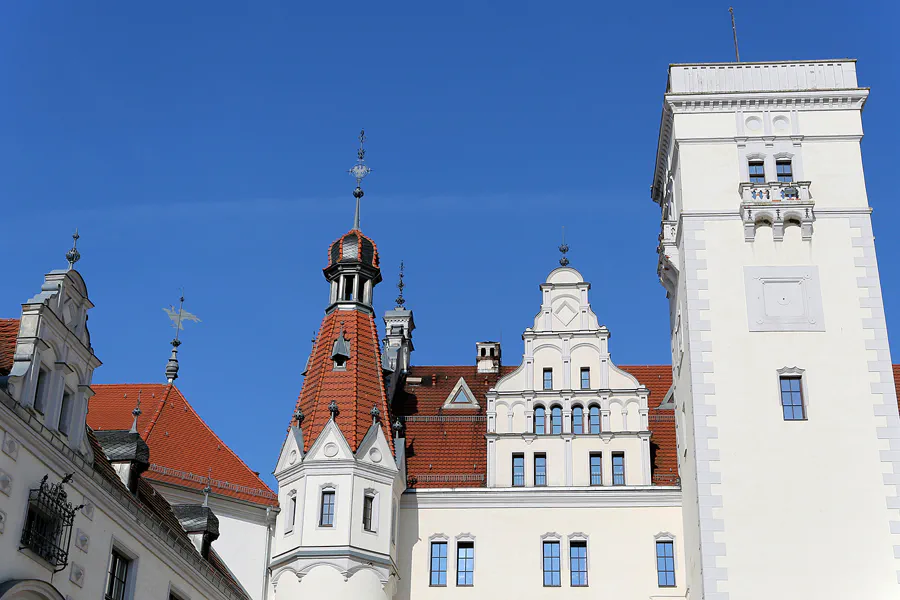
[163,291,201,383]
[558,226,570,267]
[130,389,142,434]
[395,261,406,308]
[370,404,381,423]
[348,129,372,231]
[328,400,340,419]
[66,229,81,270]
[392,418,403,438]
[294,407,305,425]
[202,468,212,507]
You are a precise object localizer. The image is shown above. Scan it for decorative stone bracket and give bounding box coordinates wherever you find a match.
[741,200,815,242]
[657,220,680,295]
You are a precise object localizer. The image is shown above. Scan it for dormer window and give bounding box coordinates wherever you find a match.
[748,160,765,184]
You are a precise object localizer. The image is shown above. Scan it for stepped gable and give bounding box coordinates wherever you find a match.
[0,318,19,376]
[395,366,513,488]
[293,307,394,454]
[89,383,277,507]
[620,365,679,486]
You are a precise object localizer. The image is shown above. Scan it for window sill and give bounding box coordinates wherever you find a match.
[18,546,57,572]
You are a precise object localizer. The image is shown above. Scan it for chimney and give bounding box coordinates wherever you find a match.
[172,505,220,559]
[476,342,501,374]
[94,430,150,494]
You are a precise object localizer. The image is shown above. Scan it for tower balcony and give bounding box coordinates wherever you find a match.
[738,181,814,242]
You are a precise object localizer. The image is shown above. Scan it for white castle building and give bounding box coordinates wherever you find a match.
[1,57,898,600]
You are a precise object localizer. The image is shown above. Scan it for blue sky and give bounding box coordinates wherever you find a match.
[1,2,896,486]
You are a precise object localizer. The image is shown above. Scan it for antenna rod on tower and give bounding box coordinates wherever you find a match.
[729,7,741,62]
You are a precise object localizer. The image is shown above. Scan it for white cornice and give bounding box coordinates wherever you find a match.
[665,88,868,113]
[400,486,681,509]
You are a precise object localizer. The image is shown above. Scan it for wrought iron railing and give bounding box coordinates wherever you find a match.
[19,474,82,571]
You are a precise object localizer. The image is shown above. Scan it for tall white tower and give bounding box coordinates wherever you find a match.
[653,60,899,599]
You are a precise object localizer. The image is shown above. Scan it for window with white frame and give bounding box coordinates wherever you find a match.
[589,405,601,434]
[542,540,561,587]
[430,541,448,586]
[105,548,132,600]
[776,159,793,183]
[589,453,602,486]
[779,374,806,420]
[569,540,588,587]
[534,453,547,487]
[363,493,375,532]
[748,160,765,184]
[572,405,584,434]
[612,452,625,486]
[512,453,525,487]
[543,368,553,390]
[285,491,297,533]
[456,541,474,586]
[34,367,49,414]
[580,367,590,389]
[534,406,546,435]
[656,540,676,587]
[550,406,562,434]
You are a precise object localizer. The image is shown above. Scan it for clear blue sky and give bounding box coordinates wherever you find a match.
[1,2,897,486]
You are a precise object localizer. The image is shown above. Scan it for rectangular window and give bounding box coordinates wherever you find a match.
[430,541,448,586]
[319,490,335,527]
[542,541,561,587]
[363,495,374,532]
[748,160,765,184]
[612,452,625,486]
[780,376,805,420]
[590,453,602,486]
[543,368,553,390]
[776,160,793,183]
[34,368,49,414]
[656,541,676,587]
[456,542,474,586]
[580,367,590,389]
[58,390,73,436]
[570,541,588,587]
[512,454,525,487]
[286,494,297,532]
[534,454,547,487]
[573,406,583,434]
[105,549,131,600]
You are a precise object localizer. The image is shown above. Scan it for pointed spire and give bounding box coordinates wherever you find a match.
[130,389,142,434]
[347,129,372,231]
[395,261,406,308]
[65,229,81,270]
[558,226,570,267]
[202,468,212,507]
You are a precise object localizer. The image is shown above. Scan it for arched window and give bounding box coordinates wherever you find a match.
[534,406,546,435]
[550,406,562,435]
[589,405,601,434]
[572,406,584,434]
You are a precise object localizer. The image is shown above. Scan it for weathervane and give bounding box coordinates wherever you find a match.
[348,129,372,231]
[163,292,201,383]
[395,261,406,308]
[558,226,570,267]
[66,229,81,270]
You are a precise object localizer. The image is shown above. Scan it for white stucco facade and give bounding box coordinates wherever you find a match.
[654,60,899,598]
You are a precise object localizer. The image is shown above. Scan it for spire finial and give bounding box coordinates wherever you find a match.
[66,229,81,270]
[392,418,403,439]
[370,404,381,423]
[202,468,212,507]
[328,400,340,419]
[163,291,201,383]
[130,389,142,434]
[348,129,372,231]
[395,261,406,307]
[294,407,305,425]
[558,226,570,267]
[729,7,741,62]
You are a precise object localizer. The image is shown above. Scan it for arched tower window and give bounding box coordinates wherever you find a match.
[589,405,601,434]
[550,406,562,434]
[572,405,584,434]
[534,406,546,435]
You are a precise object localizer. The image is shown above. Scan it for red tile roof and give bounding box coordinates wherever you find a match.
[292,308,393,454]
[0,319,20,376]
[397,366,513,488]
[89,383,277,507]
[620,365,678,486]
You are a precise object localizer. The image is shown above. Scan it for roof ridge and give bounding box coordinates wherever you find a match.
[142,384,172,439]
[165,386,275,495]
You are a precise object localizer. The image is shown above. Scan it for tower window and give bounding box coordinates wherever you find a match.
[534,406,546,435]
[590,453,602,485]
[612,452,625,486]
[34,367,49,414]
[363,494,375,532]
[342,276,355,301]
[589,405,601,434]
[543,368,553,390]
[105,548,132,600]
[580,367,590,389]
[550,406,562,434]
[58,390,73,436]
[542,541,561,587]
[656,541,676,587]
[286,493,297,533]
[572,405,584,434]
[534,454,547,487]
[570,541,588,587]
[456,542,474,586]
[748,160,765,184]
[430,541,448,586]
[776,160,793,183]
[780,376,805,420]
[512,453,525,487]
[319,490,335,527]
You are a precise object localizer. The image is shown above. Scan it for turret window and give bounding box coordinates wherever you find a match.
[319,490,335,527]
[363,494,375,532]
[550,406,562,434]
[534,406,546,435]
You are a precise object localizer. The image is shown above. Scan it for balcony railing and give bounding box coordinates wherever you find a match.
[738,181,814,242]
[739,181,811,203]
